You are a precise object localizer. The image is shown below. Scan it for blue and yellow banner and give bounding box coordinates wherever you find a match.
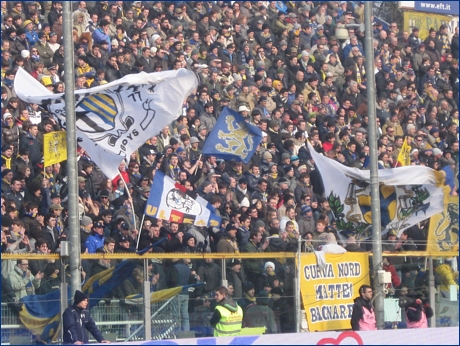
[19,288,70,343]
[82,260,138,309]
[125,286,183,305]
[202,107,262,163]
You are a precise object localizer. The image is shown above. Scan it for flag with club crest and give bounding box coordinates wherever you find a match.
[202,106,263,163]
[144,170,221,227]
[308,143,447,241]
[14,68,198,179]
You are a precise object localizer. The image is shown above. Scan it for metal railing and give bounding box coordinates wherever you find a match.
[2,251,458,343]
[1,295,181,345]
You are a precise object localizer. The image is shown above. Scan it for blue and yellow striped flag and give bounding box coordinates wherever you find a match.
[19,288,71,343]
[82,260,138,309]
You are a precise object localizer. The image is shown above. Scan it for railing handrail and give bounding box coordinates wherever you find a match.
[2,250,457,260]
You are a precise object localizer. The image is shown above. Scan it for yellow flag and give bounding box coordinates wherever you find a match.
[299,252,370,331]
[397,136,411,166]
[43,131,67,166]
[427,190,459,255]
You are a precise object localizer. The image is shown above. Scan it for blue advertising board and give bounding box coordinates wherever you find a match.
[414,1,459,15]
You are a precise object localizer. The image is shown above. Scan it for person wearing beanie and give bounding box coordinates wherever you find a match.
[242,290,278,333]
[238,282,256,311]
[298,203,315,236]
[264,261,275,273]
[24,20,39,47]
[80,216,93,244]
[216,224,239,253]
[62,290,109,344]
[76,55,96,87]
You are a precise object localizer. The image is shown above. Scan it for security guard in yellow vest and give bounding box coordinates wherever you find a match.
[210,285,243,337]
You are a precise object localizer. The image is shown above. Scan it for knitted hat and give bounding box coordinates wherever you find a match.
[262,151,272,160]
[256,290,270,305]
[264,261,275,271]
[2,144,12,152]
[301,205,312,215]
[244,282,255,293]
[3,112,13,122]
[229,258,241,266]
[281,153,290,160]
[240,197,250,208]
[254,220,265,229]
[80,216,93,227]
[74,290,88,305]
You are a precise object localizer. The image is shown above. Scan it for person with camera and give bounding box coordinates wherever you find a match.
[405,295,433,328]
[351,284,377,331]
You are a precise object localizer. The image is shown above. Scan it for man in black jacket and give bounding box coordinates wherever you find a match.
[62,290,109,344]
[351,284,377,331]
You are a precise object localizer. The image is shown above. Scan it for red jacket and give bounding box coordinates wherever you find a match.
[383,264,401,288]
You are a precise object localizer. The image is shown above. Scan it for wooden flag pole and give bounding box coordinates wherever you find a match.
[193,154,202,175]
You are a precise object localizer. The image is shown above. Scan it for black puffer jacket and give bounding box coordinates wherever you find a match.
[2,123,20,152]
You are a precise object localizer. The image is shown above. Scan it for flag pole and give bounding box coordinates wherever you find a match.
[136,213,146,251]
[364,2,384,329]
[118,169,138,229]
[193,154,202,175]
[62,1,81,302]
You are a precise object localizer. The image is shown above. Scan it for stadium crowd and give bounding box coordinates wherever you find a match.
[1,0,458,336]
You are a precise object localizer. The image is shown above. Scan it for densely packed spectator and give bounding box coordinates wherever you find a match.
[1,0,458,335]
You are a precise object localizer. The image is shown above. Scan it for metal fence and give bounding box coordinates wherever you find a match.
[1,295,181,345]
[1,303,33,345]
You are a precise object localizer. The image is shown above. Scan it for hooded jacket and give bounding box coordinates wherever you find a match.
[209,296,240,327]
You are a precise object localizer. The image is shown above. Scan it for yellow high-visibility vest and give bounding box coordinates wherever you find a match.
[214,304,243,337]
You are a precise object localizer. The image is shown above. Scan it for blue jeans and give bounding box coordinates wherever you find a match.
[178,294,190,331]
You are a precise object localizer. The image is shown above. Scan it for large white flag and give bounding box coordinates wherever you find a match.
[308,143,447,240]
[14,68,198,179]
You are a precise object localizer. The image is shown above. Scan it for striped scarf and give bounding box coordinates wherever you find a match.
[355,63,365,84]
[226,238,239,253]
[1,155,12,169]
